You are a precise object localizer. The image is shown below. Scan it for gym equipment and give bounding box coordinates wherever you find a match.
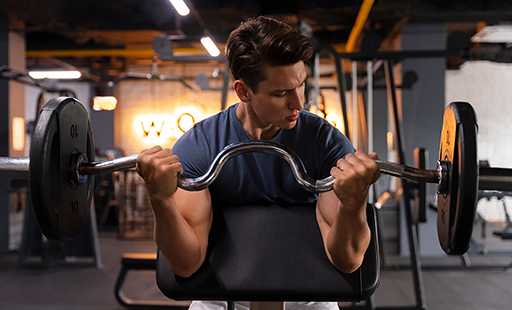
[1,97,512,254]
[156,203,380,302]
[29,98,95,240]
[107,57,195,90]
[114,252,190,309]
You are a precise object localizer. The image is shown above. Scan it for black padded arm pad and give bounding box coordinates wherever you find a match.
[157,203,379,302]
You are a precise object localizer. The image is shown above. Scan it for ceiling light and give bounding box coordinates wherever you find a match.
[93,96,117,111]
[29,70,81,79]
[169,0,190,16]
[200,37,220,57]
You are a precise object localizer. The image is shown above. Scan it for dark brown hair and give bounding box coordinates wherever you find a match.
[225,16,314,93]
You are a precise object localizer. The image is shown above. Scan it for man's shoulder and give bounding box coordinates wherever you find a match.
[294,109,351,150]
[296,110,338,134]
[298,109,330,125]
[174,103,238,152]
[196,103,235,129]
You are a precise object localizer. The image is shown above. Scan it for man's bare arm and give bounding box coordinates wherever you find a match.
[316,190,370,273]
[316,151,380,273]
[137,146,213,278]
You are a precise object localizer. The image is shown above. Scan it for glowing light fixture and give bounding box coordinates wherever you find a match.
[134,114,172,146]
[29,70,82,79]
[169,0,190,16]
[200,37,220,57]
[387,131,394,150]
[93,96,118,111]
[172,105,205,137]
[12,117,25,151]
[177,113,195,133]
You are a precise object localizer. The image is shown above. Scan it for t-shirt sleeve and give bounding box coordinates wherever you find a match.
[319,125,356,179]
[171,125,211,179]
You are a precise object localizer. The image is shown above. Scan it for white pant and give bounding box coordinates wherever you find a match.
[189,301,339,310]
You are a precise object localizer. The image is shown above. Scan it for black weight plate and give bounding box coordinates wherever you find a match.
[437,102,478,255]
[30,97,95,241]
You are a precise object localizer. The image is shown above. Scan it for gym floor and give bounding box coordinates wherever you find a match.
[1,232,512,310]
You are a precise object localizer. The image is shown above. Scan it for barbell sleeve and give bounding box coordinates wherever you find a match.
[79,154,139,176]
[0,157,30,178]
[478,167,512,191]
[375,159,440,184]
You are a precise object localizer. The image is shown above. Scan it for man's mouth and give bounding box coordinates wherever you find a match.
[286,114,299,122]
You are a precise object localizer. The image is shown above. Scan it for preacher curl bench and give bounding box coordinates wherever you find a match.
[115,202,379,309]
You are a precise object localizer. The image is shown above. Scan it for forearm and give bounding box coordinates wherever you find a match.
[150,196,205,277]
[136,147,211,277]
[325,201,371,274]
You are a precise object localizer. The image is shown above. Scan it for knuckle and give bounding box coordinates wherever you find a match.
[173,162,183,171]
[344,168,357,179]
[333,177,344,188]
[137,155,149,167]
[146,155,158,166]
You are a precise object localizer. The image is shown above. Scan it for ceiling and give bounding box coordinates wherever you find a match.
[1,0,512,82]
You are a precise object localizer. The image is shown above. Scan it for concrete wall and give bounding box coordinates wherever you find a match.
[400,23,447,256]
[446,61,512,168]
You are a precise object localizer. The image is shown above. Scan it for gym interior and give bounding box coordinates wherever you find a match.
[1,1,512,309]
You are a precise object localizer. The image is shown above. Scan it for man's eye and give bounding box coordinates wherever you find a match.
[274,92,287,97]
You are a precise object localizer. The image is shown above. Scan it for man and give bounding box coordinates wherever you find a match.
[136,16,380,310]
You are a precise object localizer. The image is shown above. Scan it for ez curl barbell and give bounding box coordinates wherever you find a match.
[1,97,511,255]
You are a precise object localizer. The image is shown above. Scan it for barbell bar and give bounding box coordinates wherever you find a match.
[0,142,440,191]
[5,142,512,192]
[5,141,507,192]
[79,141,441,191]
[1,97,511,255]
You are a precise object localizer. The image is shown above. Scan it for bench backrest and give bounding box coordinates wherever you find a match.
[157,203,380,302]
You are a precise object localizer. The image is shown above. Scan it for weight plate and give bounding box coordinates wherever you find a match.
[437,102,478,255]
[29,97,95,241]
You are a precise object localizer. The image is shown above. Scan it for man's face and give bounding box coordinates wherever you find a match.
[246,61,307,130]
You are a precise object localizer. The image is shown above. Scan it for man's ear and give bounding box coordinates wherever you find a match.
[234,80,251,102]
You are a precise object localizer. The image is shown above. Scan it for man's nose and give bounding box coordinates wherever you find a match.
[288,89,304,111]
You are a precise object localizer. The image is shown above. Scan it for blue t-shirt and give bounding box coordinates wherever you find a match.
[172,103,354,206]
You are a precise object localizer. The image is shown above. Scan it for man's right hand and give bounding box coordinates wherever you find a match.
[136,146,183,201]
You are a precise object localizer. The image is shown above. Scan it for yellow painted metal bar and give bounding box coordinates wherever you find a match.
[27,48,208,58]
[345,0,375,53]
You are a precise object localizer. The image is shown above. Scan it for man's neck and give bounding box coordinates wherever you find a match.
[236,102,281,140]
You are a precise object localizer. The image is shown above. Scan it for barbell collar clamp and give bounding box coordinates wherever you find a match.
[70,153,89,185]
[437,160,449,194]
